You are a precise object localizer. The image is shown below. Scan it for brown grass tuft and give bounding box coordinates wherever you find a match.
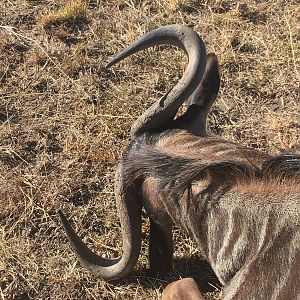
[167,0,194,11]
[39,0,88,30]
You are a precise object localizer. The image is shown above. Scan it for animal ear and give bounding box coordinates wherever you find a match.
[171,53,220,136]
[187,53,220,110]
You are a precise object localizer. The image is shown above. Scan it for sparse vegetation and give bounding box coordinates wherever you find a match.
[0,0,299,299]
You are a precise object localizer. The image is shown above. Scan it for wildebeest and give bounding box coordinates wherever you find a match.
[59,25,300,299]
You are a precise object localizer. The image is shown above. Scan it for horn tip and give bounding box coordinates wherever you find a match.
[105,56,120,69]
[104,61,113,69]
[58,209,69,226]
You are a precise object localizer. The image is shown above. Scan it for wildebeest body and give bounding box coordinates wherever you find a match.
[123,129,300,299]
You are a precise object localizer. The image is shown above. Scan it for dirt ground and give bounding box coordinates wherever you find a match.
[0,0,299,299]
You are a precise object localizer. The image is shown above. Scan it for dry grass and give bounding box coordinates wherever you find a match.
[39,0,88,29]
[0,0,299,299]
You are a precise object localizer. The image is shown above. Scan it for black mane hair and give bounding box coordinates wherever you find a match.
[123,132,300,197]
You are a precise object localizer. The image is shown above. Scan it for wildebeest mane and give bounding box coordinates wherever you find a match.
[123,132,300,197]
[261,153,300,180]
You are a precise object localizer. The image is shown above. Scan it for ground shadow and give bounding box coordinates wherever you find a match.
[114,255,221,294]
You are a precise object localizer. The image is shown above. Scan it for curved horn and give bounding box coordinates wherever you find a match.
[105,24,207,138]
[58,25,207,281]
[59,163,142,280]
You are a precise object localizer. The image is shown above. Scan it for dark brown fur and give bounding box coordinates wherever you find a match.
[123,130,300,196]
[122,130,300,299]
